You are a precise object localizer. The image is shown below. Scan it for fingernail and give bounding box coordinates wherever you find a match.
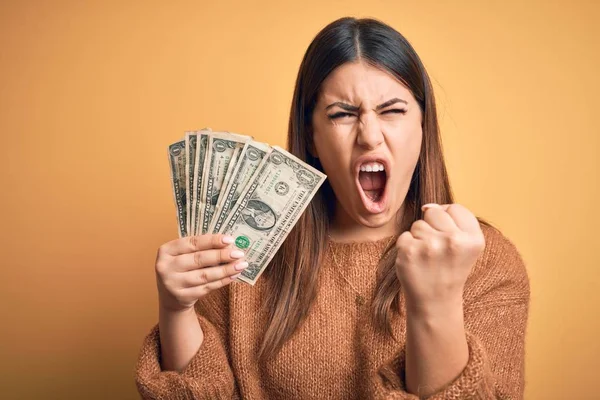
[222,236,234,244]
[231,273,242,279]
[422,203,441,210]
[231,250,245,259]
[235,261,249,271]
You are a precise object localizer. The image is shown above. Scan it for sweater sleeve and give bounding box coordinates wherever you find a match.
[374,225,531,399]
[134,287,239,400]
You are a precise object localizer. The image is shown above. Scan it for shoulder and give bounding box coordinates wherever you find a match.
[479,223,527,274]
[463,222,530,308]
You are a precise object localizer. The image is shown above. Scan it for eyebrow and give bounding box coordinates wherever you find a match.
[325,97,407,112]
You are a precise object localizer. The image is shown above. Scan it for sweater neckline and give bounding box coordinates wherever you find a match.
[327,235,396,252]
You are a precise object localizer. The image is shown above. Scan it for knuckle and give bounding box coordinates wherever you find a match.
[396,232,411,247]
[202,283,216,294]
[403,243,417,259]
[156,245,167,258]
[434,237,446,252]
[446,234,463,254]
[422,243,434,258]
[424,238,442,257]
[410,220,425,231]
[155,259,169,275]
[193,251,204,267]
[395,252,406,267]
[197,269,209,285]
[189,235,199,250]
[220,276,232,287]
[197,286,210,298]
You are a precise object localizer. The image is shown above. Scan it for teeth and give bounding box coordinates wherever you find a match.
[360,162,385,172]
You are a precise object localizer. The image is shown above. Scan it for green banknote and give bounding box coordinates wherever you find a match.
[185,132,197,235]
[168,140,187,237]
[190,129,211,236]
[198,132,250,235]
[209,140,271,234]
[219,146,326,285]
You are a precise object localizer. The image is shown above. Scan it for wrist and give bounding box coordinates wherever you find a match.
[158,302,202,340]
[405,299,465,342]
[405,294,464,322]
[159,297,196,315]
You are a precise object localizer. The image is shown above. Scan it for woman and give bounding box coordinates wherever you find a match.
[136,17,530,399]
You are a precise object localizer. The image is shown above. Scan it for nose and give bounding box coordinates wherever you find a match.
[356,113,384,150]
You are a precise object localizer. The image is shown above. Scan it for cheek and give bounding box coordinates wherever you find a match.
[389,126,422,171]
[313,135,354,190]
[314,130,352,165]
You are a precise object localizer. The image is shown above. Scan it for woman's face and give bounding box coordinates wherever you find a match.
[312,61,422,229]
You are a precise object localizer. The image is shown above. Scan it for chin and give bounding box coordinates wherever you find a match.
[354,208,396,228]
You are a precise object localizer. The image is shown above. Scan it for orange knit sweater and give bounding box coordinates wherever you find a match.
[135,224,530,399]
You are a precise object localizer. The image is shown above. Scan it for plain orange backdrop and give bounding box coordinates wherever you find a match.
[1,1,598,399]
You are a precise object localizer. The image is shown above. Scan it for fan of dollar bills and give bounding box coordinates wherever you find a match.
[168,129,327,285]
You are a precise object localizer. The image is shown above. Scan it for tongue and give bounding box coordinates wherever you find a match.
[359,171,386,191]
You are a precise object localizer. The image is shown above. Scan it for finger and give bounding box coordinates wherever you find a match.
[396,230,416,247]
[179,260,248,287]
[163,234,235,256]
[409,219,437,239]
[422,203,452,212]
[421,203,460,233]
[176,247,246,271]
[202,272,242,292]
[180,274,238,299]
[443,204,482,234]
[395,230,418,263]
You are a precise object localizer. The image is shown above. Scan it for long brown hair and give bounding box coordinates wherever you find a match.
[259,17,482,361]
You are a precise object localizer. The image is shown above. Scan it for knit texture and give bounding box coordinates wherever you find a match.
[135,224,530,399]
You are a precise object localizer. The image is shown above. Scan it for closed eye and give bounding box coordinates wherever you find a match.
[328,109,406,119]
[381,108,407,115]
[327,112,356,119]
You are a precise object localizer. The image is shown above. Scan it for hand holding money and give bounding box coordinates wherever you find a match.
[168,129,326,285]
[155,234,248,312]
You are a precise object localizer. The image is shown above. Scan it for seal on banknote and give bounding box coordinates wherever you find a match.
[275,182,289,196]
[214,140,227,152]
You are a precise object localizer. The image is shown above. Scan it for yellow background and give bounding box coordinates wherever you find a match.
[1,1,598,399]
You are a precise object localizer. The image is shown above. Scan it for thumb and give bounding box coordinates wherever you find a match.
[421,203,452,212]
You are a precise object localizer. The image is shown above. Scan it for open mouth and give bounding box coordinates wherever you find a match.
[355,159,389,213]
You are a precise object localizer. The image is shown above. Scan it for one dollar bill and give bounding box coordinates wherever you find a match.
[208,140,272,233]
[168,140,187,237]
[190,130,211,236]
[198,132,250,235]
[219,146,326,285]
[185,132,197,235]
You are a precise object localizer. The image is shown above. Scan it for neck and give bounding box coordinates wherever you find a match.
[329,202,402,243]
